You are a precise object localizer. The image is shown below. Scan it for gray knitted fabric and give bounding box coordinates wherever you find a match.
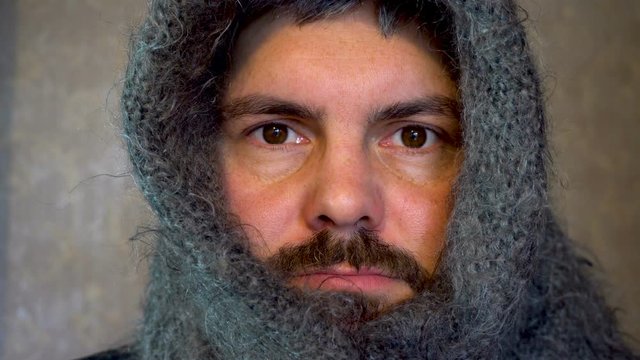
[121,0,636,358]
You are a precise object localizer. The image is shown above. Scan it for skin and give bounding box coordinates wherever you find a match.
[220,5,461,308]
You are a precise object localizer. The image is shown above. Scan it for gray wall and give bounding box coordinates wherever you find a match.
[1,1,638,359]
[2,1,149,359]
[523,0,640,348]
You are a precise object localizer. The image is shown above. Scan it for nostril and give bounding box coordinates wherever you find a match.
[317,214,372,229]
[357,216,370,226]
[318,215,335,226]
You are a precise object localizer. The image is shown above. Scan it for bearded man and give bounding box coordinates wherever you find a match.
[82,0,635,359]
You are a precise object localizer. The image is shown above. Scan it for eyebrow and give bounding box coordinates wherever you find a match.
[222,95,325,123]
[371,96,461,124]
[221,94,460,124]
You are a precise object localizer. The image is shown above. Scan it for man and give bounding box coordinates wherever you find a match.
[85,0,635,358]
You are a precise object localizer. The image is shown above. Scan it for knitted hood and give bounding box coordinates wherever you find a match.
[121,0,634,358]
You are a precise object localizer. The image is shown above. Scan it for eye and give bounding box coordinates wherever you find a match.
[388,125,439,149]
[249,122,307,145]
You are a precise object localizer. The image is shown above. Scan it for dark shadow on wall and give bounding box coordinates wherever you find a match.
[0,0,16,356]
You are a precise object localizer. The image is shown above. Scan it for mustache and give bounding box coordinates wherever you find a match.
[266,229,432,293]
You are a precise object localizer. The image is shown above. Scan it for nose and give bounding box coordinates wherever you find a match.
[304,144,383,233]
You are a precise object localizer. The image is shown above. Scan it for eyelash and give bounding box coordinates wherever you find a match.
[379,124,445,153]
[245,122,308,148]
[243,121,449,153]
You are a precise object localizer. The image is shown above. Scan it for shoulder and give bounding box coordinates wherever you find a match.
[74,347,135,360]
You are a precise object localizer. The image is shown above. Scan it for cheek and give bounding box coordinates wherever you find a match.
[383,180,454,273]
[222,157,304,258]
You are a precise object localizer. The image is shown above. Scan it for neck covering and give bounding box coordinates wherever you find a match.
[121,0,635,358]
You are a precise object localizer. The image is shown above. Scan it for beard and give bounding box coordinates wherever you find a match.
[265,228,434,323]
[134,194,621,359]
[135,209,460,360]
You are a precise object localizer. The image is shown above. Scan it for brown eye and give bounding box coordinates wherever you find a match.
[400,126,428,148]
[262,123,289,144]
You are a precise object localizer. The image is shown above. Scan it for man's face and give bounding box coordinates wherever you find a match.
[220,6,461,309]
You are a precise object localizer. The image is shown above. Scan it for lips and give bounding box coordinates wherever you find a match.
[289,264,403,294]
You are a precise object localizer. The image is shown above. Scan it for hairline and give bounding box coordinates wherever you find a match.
[220,1,458,98]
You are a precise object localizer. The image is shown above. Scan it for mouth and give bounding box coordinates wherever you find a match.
[288,264,406,295]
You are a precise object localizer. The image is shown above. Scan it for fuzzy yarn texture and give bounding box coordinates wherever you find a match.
[121,0,637,358]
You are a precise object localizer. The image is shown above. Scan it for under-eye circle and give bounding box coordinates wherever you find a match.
[262,123,288,144]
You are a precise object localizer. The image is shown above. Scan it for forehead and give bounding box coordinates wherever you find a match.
[226,6,455,108]
[231,6,431,68]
